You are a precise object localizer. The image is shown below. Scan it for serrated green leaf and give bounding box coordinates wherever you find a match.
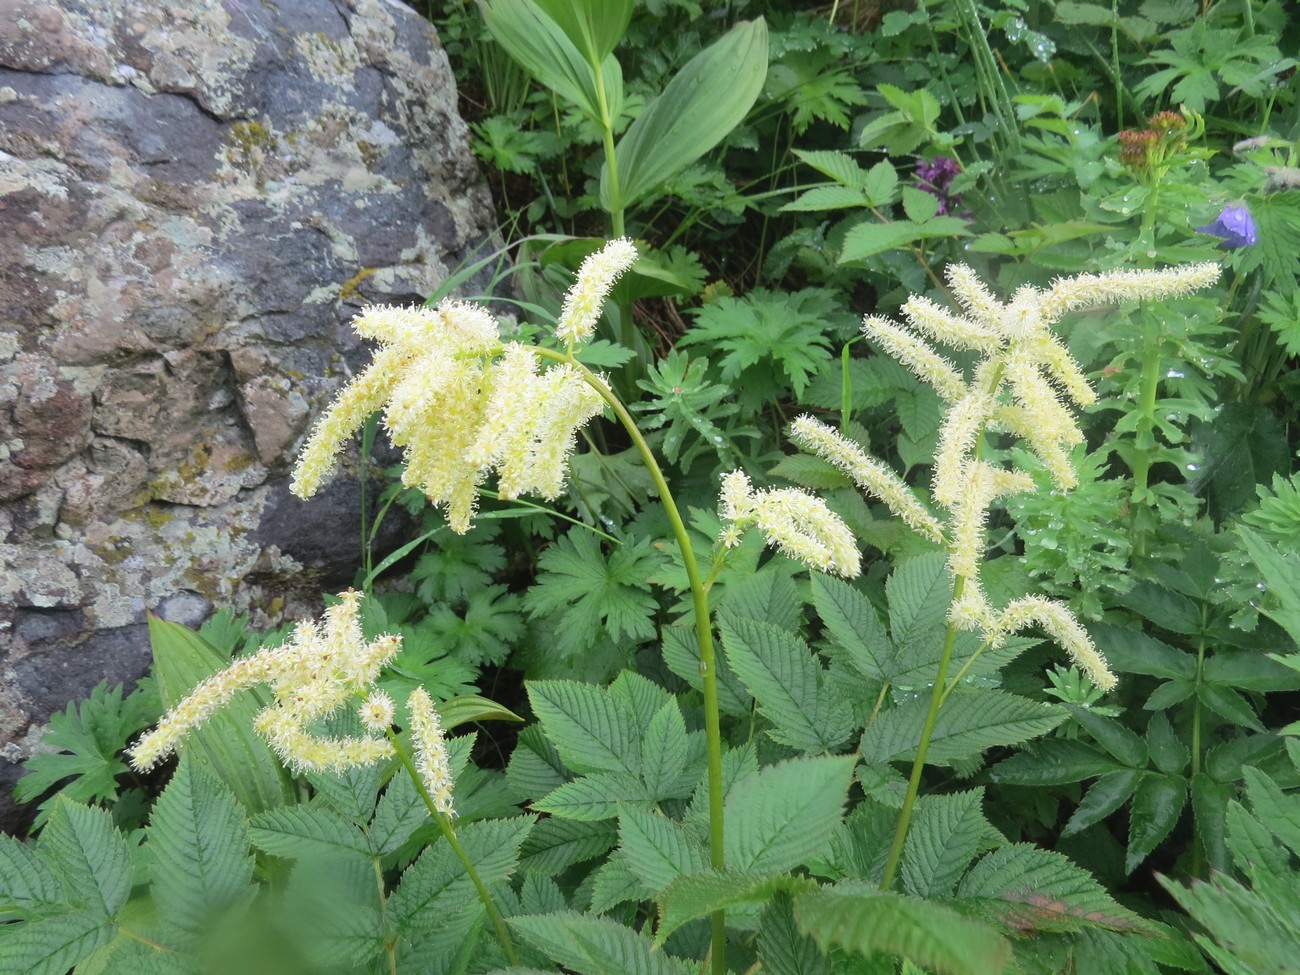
[639,700,690,799]
[147,615,295,812]
[885,552,949,678]
[40,799,131,920]
[781,185,872,212]
[861,690,1064,766]
[370,771,429,856]
[1088,622,1193,679]
[812,574,893,681]
[1126,773,1186,873]
[656,870,815,946]
[603,19,767,210]
[248,806,371,860]
[1063,769,1144,837]
[792,148,870,186]
[989,738,1123,786]
[720,614,852,753]
[901,790,999,898]
[1066,706,1149,768]
[506,724,571,801]
[758,894,830,975]
[839,219,924,262]
[527,680,640,776]
[390,817,534,932]
[524,533,660,657]
[794,882,1010,975]
[957,844,1146,933]
[511,910,692,975]
[1225,797,1289,876]
[1192,773,1232,874]
[305,763,385,825]
[617,807,708,894]
[0,835,65,918]
[519,818,617,875]
[534,771,653,820]
[725,756,856,873]
[589,855,650,915]
[1242,767,1300,858]
[147,762,254,939]
[0,910,115,975]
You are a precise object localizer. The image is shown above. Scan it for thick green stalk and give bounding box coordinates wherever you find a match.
[879,577,966,891]
[536,348,727,975]
[388,732,518,966]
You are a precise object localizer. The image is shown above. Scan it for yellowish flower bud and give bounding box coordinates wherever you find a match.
[556,238,639,345]
[407,687,456,817]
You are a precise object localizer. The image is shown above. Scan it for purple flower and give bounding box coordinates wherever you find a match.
[914,156,962,215]
[1196,204,1258,249]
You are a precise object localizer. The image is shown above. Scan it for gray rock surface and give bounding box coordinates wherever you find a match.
[0,0,496,830]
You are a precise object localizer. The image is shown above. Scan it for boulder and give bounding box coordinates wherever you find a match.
[0,0,496,830]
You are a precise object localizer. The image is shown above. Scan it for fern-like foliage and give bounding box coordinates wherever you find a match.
[14,681,159,829]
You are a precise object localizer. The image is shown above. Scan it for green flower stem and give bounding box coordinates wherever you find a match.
[879,577,966,892]
[537,348,728,975]
[373,857,399,975]
[593,60,625,237]
[388,730,518,967]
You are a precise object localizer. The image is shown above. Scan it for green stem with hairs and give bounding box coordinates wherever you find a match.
[388,731,518,967]
[535,347,728,975]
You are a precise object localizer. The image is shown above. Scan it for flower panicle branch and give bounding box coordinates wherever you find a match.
[291,239,638,534]
[128,591,454,781]
[793,261,1219,691]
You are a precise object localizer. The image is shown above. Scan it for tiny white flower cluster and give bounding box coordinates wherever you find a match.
[291,239,639,533]
[128,591,456,814]
[792,262,1220,691]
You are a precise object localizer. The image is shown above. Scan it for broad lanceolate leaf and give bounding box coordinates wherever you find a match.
[479,0,622,125]
[147,762,254,939]
[812,573,893,681]
[1063,769,1144,837]
[40,798,132,920]
[720,614,853,753]
[601,19,768,211]
[511,911,692,975]
[147,614,296,812]
[900,789,1000,898]
[956,844,1147,934]
[617,807,707,895]
[793,882,1011,975]
[656,870,816,946]
[724,755,857,874]
[860,690,1064,767]
[527,680,640,776]
[533,0,633,65]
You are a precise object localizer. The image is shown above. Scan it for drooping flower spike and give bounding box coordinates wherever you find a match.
[718,470,861,578]
[791,261,1220,690]
[292,239,638,533]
